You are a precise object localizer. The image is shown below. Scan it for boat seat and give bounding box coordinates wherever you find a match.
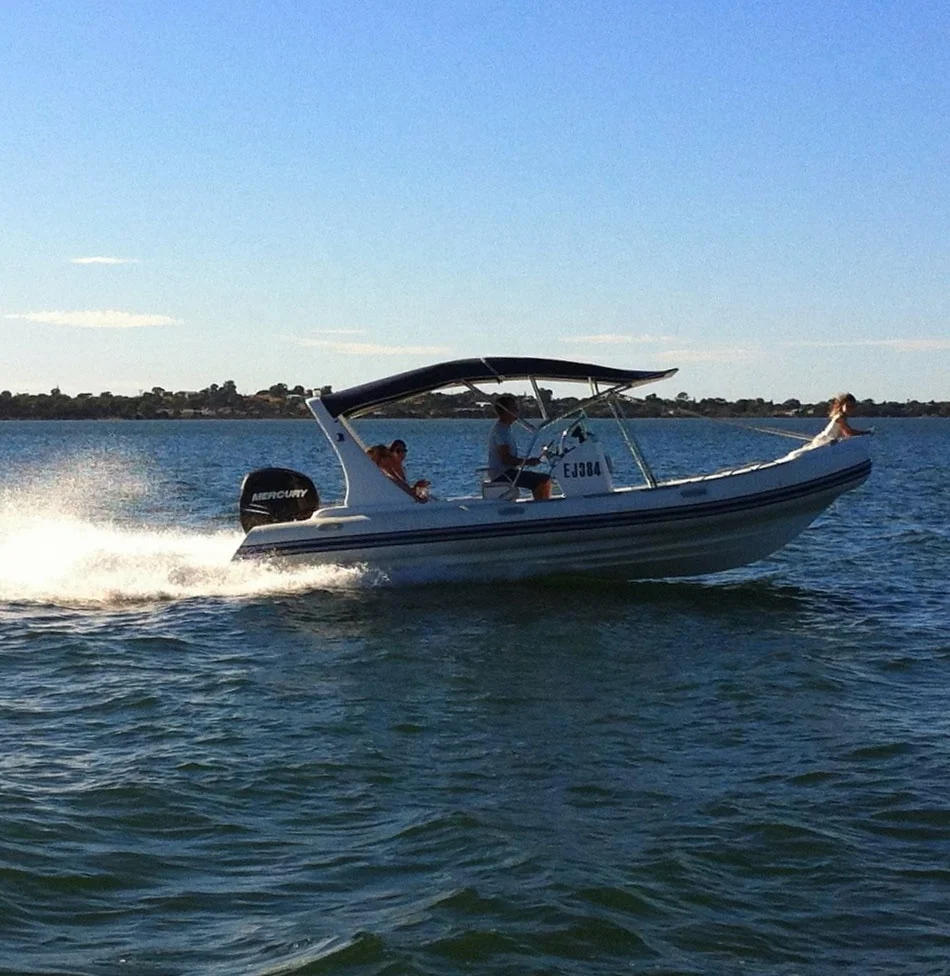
[481,480,518,500]
[476,466,518,500]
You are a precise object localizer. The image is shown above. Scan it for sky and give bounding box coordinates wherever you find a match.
[1,0,947,402]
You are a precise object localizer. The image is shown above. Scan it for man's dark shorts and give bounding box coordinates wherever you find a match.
[493,468,551,492]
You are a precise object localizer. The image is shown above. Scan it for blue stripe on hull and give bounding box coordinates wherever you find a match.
[234,459,871,562]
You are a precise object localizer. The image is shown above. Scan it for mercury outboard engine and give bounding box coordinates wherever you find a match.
[239,467,319,532]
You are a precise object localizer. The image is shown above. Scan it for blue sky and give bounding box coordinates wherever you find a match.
[2,0,947,401]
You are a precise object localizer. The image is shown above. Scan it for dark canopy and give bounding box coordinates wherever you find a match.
[319,357,678,418]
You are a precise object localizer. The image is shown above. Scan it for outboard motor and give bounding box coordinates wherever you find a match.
[239,467,319,532]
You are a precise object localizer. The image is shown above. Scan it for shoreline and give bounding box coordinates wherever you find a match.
[2,409,947,422]
[3,387,947,421]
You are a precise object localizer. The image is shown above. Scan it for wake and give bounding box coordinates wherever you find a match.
[0,449,369,607]
[0,515,365,606]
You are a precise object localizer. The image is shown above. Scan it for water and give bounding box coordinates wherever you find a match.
[1,417,948,975]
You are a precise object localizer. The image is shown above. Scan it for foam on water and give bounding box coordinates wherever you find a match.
[0,455,374,605]
[0,511,367,606]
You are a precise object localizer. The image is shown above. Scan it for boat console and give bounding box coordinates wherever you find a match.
[545,423,614,496]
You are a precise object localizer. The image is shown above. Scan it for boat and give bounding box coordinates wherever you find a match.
[232,357,871,583]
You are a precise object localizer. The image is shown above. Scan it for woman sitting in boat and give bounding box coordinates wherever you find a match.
[367,443,431,502]
[812,392,872,446]
[778,392,872,462]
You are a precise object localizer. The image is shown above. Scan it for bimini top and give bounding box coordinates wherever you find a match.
[319,357,678,419]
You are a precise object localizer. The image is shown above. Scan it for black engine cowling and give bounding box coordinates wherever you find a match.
[239,467,319,532]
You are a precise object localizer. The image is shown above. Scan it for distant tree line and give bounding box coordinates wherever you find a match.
[1,382,948,420]
[0,381,323,420]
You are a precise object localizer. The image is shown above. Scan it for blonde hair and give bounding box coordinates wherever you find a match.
[829,392,856,417]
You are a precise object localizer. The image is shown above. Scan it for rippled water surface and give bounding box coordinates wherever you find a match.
[1,418,948,975]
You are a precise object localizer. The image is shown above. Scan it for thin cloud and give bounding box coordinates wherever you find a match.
[70,256,140,265]
[880,338,950,352]
[559,333,674,344]
[786,338,950,352]
[784,340,869,349]
[657,346,758,364]
[559,333,759,364]
[299,339,452,356]
[309,329,366,336]
[5,309,180,328]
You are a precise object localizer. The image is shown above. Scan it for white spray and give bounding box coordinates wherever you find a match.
[0,453,366,606]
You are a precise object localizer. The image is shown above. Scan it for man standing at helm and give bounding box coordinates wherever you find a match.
[487,394,552,500]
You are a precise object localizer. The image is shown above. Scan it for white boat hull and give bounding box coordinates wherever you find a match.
[234,438,871,584]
